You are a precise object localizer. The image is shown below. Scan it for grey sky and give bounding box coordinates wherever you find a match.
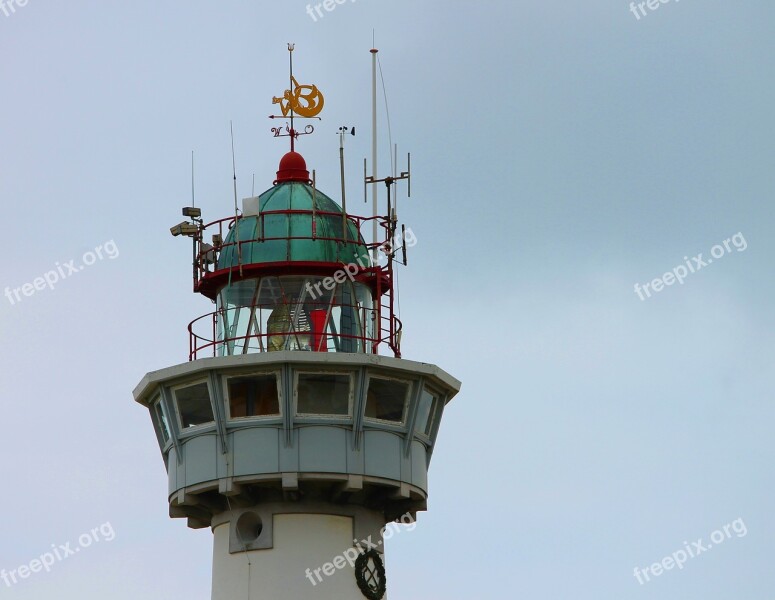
[1,0,773,598]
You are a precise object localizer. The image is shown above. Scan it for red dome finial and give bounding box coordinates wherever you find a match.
[274,151,311,184]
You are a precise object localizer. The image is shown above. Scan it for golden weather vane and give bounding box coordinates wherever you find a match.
[269,44,324,151]
[273,76,325,118]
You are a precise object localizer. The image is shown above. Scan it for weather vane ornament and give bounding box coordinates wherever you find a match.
[273,76,325,118]
[269,44,324,151]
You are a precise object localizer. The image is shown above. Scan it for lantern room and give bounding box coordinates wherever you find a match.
[185,150,401,361]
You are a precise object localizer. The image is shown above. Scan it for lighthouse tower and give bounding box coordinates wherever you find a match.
[133,47,460,600]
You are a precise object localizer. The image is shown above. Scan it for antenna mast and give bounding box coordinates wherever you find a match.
[230,121,242,275]
[371,47,378,261]
[191,150,196,207]
[338,126,355,244]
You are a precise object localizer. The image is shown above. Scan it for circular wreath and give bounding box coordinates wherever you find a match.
[354,549,387,600]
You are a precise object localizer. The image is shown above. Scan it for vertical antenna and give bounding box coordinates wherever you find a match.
[407,153,411,197]
[339,127,352,245]
[257,188,263,242]
[230,121,242,275]
[393,143,398,221]
[252,172,259,240]
[377,51,395,180]
[401,224,407,266]
[312,169,317,240]
[191,151,196,207]
[230,122,238,214]
[371,46,379,261]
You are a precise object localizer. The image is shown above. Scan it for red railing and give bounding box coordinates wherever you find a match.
[192,209,391,285]
[188,303,402,360]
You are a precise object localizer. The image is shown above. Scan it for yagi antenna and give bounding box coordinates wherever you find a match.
[365,151,412,265]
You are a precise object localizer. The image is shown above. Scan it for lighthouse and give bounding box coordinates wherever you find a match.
[133,46,461,600]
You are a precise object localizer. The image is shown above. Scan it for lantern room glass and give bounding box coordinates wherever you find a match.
[215,275,375,356]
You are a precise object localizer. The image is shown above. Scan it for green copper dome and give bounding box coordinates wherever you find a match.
[217,181,369,269]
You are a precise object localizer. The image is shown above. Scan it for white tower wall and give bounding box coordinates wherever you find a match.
[212,513,373,599]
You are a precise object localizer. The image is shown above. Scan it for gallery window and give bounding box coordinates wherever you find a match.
[153,397,171,442]
[415,388,439,436]
[296,373,351,416]
[173,382,214,429]
[227,374,281,418]
[365,377,409,424]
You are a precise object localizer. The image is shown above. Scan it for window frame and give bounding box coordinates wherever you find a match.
[151,394,172,446]
[223,370,284,422]
[414,385,442,439]
[363,374,412,427]
[171,379,216,433]
[293,370,354,419]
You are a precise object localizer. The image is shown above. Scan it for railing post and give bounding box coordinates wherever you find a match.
[212,311,217,358]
